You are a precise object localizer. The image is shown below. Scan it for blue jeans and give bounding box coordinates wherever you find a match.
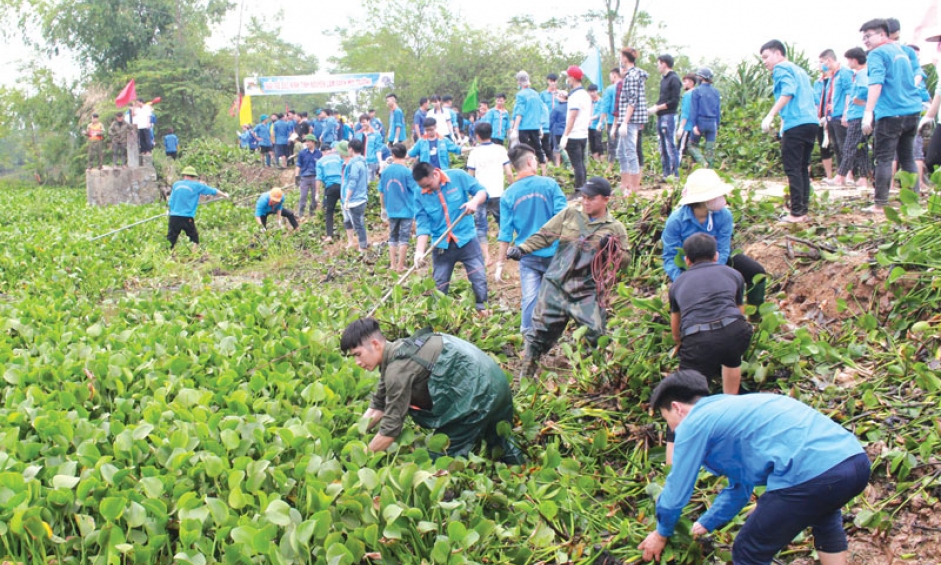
[874,114,920,204]
[519,254,553,333]
[342,202,368,249]
[657,114,678,178]
[618,124,641,174]
[431,238,488,310]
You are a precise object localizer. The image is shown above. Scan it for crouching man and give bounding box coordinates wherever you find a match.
[341,317,522,463]
[639,370,870,565]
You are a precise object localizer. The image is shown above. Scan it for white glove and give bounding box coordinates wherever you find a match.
[617,123,628,137]
[380,209,389,222]
[414,252,426,268]
[559,135,569,149]
[508,129,519,143]
[494,261,504,281]
[861,111,874,135]
[819,116,828,127]
[918,115,936,137]
[647,105,658,115]
[610,123,618,138]
[761,114,774,133]
[821,129,830,149]
[278,218,284,228]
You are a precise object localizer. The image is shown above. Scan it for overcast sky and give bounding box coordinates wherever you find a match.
[1,0,935,83]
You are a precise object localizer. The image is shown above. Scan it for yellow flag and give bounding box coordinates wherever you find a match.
[239,95,253,125]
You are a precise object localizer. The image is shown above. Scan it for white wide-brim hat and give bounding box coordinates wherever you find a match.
[678,169,734,206]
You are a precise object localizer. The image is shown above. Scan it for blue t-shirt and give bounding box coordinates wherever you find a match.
[415,169,486,249]
[168,180,218,217]
[378,163,419,219]
[239,130,253,149]
[655,394,865,537]
[680,90,693,132]
[846,69,869,121]
[498,175,568,258]
[255,193,283,217]
[320,117,338,144]
[355,131,385,164]
[829,67,854,118]
[549,103,568,136]
[412,109,426,134]
[273,120,293,144]
[390,110,408,142]
[540,90,558,115]
[253,122,272,147]
[312,119,324,139]
[867,42,923,119]
[601,84,618,124]
[163,134,178,153]
[661,205,734,281]
[589,98,602,129]
[296,147,320,177]
[513,87,542,130]
[408,136,461,170]
[341,155,369,207]
[772,61,818,132]
[316,153,343,186]
[371,117,385,138]
[481,108,510,140]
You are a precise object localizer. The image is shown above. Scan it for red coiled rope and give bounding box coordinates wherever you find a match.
[592,236,624,308]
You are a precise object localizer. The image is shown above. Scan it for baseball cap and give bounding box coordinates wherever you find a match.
[577,177,612,197]
[566,66,584,81]
[270,187,283,202]
[259,114,268,121]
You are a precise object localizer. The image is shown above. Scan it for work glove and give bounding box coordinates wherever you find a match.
[610,123,618,138]
[559,135,569,150]
[819,116,828,127]
[760,114,774,133]
[294,175,300,187]
[414,252,426,268]
[861,111,874,135]
[647,104,658,115]
[380,209,389,223]
[919,115,936,137]
[506,246,523,261]
[278,218,284,229]
[618,123,628,137]
[509,129,519,144]
[494,261,504,281]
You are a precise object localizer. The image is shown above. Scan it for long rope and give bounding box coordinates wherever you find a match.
[592,236,624,309]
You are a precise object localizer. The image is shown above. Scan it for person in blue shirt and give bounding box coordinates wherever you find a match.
[661,169,766,312]
[481,94,511,145]
[408,118,461,170]
[341,139,370,252]
[497,143,568,336]
[860,18,923,214]
[548,91,568,166]
[238,124,255,151]
[163,128,179,159]
[379,143,420,272]
[511,71,548,174]
[383,94,407,145]
[760,40,819,223]
[272,114,295,168]
[355,114,385,181]
[675,74,697,165]
[830,48,871,190]
[687,68,721,168]
[255,187,298,232]
[368,109,384,139]
[316,142,345,243]
[540,73,560,163]
[587,84,604,160]
[638,370,869,565]
[320,109,339,147]
[600,68,622,175]
[412,97,429,142]
[411,162,489,311]
[166,166,229,249]
[295,135,322,219]
[312,109,325,140]
[253,115,273,167]
[818,49,856,186]
[339,117,353,142]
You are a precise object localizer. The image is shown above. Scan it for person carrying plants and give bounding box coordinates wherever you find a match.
[505,176,629,386]
[661,169,766,317]
[341,317,523,463]
[255,187,299,232]
[166,166,229,250]
[638,370,869,565]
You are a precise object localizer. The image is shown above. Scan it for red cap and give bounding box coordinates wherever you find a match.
[566,65,584,81]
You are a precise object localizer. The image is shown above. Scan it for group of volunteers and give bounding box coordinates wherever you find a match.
[83,99,179,169]
[155,21,941,563]
[761,17,933,222]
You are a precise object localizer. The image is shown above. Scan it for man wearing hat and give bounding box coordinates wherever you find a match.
[167,167,229,249]
[638,370,868,565]
[510,71,548,174]
[687,67,721,169]
[661,169,766,313]
[253,114,273,167]
[408,117,461,170]
[506,176,629,384]
[561,65,592,189]
[295,134,322,220]
[255,187,298,232]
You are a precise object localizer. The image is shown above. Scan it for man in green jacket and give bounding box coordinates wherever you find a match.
[506,177,629,384]
[341,318,522,463]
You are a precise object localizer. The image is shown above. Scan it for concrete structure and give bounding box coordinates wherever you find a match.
[86,128,161,206]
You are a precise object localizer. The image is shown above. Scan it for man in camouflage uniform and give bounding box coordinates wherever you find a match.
[506,177,629,384]
[108,112,133,167]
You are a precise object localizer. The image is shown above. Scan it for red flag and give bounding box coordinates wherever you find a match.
[228,94,242,117]
[115,79,136,107]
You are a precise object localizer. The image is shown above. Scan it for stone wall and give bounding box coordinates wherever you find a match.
[86,162,160,206]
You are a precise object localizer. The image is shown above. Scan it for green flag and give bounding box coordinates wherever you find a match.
[461,78,478,113]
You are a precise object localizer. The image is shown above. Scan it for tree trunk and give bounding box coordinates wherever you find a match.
[624,0,641,47]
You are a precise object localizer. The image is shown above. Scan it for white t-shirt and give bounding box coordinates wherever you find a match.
[566,87,592,139]
[428,108,452,137]
[133,105,153,130]
[466,143,510,198]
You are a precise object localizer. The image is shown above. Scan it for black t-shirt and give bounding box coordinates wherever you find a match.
[669,261,744,333]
